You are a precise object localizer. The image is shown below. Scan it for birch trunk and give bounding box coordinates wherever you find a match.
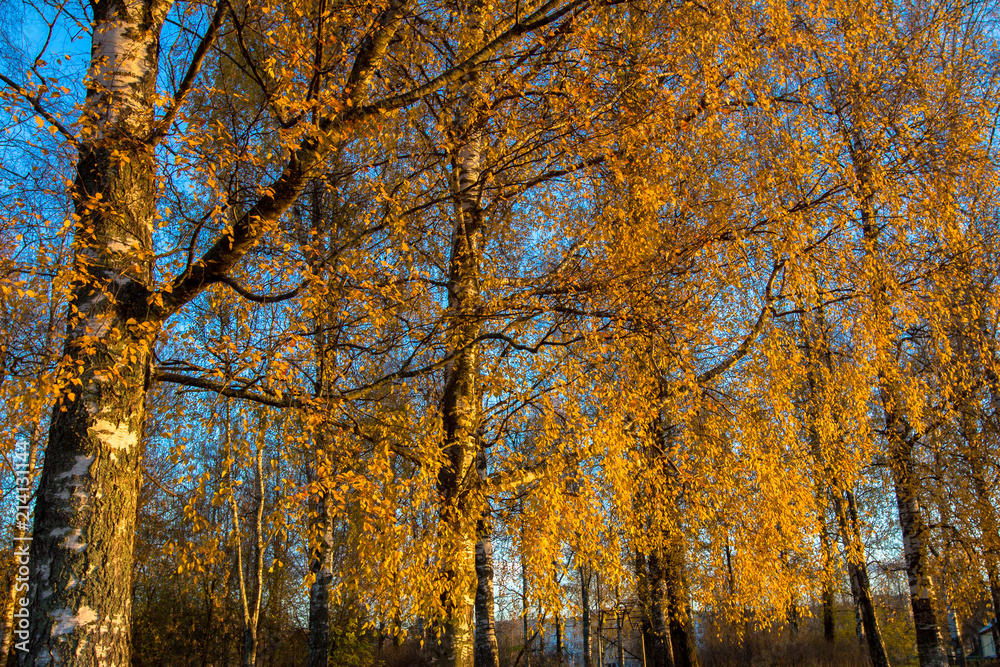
[247,444,265,667]
[962,413,1000,655]
[889,440,948,667]
[434,75,485,667]
[230,411,265,667]
[641,552,675,667]
[307,182,336,667]
[947,606,966,667]
[431,177,481,666]
[21,1,169,663]
[933,452,967,667]
[307,488,335,667]
[663,539,698,667]
[849,564,865,643]
[433,5,487,662]
[850,101,948,665]
[474,451,499,667]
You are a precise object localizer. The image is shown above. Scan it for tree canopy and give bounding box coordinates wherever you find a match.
[0,0,999,665]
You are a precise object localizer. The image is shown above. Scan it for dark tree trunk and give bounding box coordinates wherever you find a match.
[821,588,835,645]
[201,581,216,667]
[596,573,604,667]
[616,609,625,667]
[522,555,529,663]
[474,452,499,667]
[890,443,948,667]
[801,313,889,666]
[307,489,335,667]
[555,612,563,664]
[640,552,675,667]
[639,415,697,667]
[664,540,698,667]
[581,567,592,667]
[835,490,891,667]
[819,503,835,644]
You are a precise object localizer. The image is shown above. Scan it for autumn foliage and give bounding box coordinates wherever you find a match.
[0,0,999,665]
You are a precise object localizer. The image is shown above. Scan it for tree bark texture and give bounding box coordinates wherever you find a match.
[889,442,948,667]
[580,568,592,667]
[848,564,865,643]
[432,4,487,663]
[474,451,499,667]
[663,540,698,667]
[433,55,485,667]
[21,1,169,663]
[307,489,335,667]
[640,552,675,667]
[431,171,481,667]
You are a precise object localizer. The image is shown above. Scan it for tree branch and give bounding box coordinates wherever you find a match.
[217,275,307,304]
[148,0,228,144]
[0,73,79,149]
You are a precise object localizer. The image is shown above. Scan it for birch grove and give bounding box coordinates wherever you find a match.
[0,0,999,665]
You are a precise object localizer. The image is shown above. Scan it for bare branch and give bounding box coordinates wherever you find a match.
[148,0,228,144]
[217,275,307,304]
